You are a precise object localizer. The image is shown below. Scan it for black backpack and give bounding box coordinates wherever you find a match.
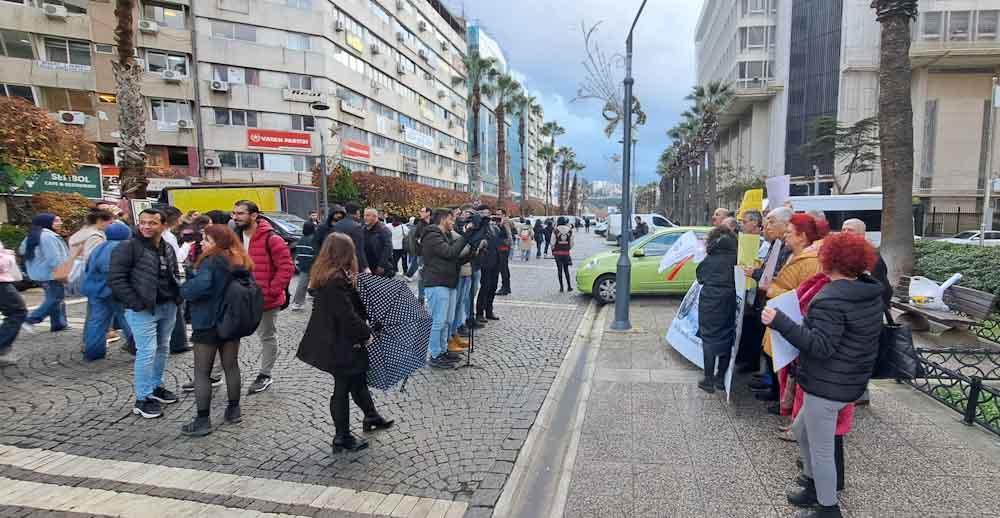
[217,268,264,341]
[264,230,293,310]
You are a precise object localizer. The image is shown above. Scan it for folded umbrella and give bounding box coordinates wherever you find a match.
[357,273,430,390]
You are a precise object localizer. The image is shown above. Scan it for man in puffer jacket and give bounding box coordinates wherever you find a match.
[232,200,294,394]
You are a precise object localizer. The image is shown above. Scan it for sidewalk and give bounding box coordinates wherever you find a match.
[502,298,1000,518]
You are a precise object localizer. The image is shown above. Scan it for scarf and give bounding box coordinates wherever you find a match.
[796,272,832,315]
[24,213,56,261]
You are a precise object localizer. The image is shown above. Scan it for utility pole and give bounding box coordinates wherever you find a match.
[311,101,331,217]
[611,0,649,332]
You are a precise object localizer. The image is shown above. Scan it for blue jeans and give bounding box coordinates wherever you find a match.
[26,281,67,331]
[425,287,456,359]
[467,269,481,321]
[453,276,472,335]
[84,297,131,361]
[125,302,176,400]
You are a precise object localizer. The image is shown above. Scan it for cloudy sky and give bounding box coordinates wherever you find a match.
[453,0,704,186]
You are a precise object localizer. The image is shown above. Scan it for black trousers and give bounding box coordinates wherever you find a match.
[0,283,27,351]
[393,249,407,274]
[555,256,572,289]
[330,373,376,437]
[170,302,189,353]
[498,251,511,293]
[535,240,544,257]
[477,267,499,317]
[703,351,731,380]
[736,311,765,368]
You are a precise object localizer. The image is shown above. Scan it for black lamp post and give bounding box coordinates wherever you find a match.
[610,0,649,331]
[310,100,331,217]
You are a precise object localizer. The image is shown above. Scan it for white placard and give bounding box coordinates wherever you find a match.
[766,291,803,371]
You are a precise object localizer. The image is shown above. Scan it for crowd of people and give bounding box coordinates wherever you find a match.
[693,204,893,518]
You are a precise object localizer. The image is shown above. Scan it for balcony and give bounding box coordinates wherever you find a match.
[719,78,783,127]
[911,36,1000,68]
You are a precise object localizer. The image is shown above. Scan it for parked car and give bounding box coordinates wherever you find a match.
[578,227,711,304]
[260,211,305,249]
[939,230,1000,246]
[594,221,609,236]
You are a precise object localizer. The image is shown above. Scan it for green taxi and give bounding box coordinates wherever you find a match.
[576,227,711,304]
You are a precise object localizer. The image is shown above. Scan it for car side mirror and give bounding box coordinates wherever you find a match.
[633,248,645,258]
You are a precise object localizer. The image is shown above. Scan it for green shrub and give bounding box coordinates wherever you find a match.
[914,240,1000,298]
[0,224,26,251]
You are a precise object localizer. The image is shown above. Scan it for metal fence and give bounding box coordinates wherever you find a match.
[921,211,1000,237]
[905,348,1000,437]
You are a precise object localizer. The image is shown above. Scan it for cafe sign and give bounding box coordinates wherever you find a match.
[16,165,102,199]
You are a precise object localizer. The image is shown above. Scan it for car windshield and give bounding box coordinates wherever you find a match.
[953,231,978,240]
[264,212,305,234]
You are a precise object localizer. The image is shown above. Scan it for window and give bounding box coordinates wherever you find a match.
[146,50,187,75]
[978,11,999,39]
[0,29,33,59]
[949,11,971,40]
[266,0,311,8]
[1,83,35,104]
[212,64,258,85]
[94,44,114,54]
[143,2,186,29]
[150,98,192,123]
[213,108,257,127]
[642,234,680,257]
[288,73,312,90]
[291,114,314,131]
[369,0,390,24]
[747,26,766,48]
[218,151,261,169]
[923,12,943,39]
[44,37,91,66]
[39,87,92,113]
[286,32,310,51]
[211,20,256,42]
[167,147,189,166]
[263,154,313,172]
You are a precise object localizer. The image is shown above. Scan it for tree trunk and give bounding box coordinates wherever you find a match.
[569,174,578,214]
[558,163,568,213]
[497,107,508,208]
[877,14,916,283]
[519,117,527,213]
[657,174,670,216]
[545,162,553,215]
[114,0,148,200]
[470,88,482,196]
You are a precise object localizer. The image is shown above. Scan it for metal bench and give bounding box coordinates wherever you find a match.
[892,276,997,339]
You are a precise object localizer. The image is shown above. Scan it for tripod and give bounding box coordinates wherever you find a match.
[457,268,482,370]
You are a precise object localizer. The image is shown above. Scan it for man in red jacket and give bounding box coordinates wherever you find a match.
[232,201,294,394]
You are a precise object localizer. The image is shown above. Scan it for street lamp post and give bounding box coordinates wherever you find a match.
[611,0,649,332]
[310,101,331,218]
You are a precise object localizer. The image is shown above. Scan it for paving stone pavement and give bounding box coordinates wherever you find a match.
[0,231,611,517]
[562,298,1000,518]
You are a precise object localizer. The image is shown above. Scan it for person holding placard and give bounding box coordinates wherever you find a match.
[695,226,738,393]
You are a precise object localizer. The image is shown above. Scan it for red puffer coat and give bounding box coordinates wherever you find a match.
[246,219,294,311]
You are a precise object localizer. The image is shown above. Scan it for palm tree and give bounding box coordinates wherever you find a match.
[492,73,522,207]
[568,162,585,214]
[686,81,735,153]
[513,94,542,211]
[872,0,918,283]
[452,52,497,196]
[556,146,575,212]
[537,145,557,214]
[540,121,565,213]
[114,0,148,199]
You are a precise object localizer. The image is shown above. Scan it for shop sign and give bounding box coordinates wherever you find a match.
[343,140,371,161]
[247,128,312,151]
[17,165,102,199]
[281,88,326,104]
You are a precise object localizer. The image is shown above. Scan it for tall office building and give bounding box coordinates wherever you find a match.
[695,0,1000,220]
[508,87,546,203]
[0,0,470,201]
[465,24,507,197]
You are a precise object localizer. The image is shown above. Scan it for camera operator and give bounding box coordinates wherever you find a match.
[474,206,503,324]
[422,208,485,369]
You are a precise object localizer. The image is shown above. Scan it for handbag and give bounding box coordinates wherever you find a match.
[872,310,921,380]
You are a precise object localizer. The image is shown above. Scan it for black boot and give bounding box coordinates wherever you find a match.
[795,474,813,488]
[180,416,213,437]
[791,504,843,518]
[697,376,716,394]
[787,481,818,508]
[363,415,395,432]
[224,404,242,424]
[332,433,369,453]
[713,376,726,391]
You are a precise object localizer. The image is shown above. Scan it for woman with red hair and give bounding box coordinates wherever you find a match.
[762,232,883,518]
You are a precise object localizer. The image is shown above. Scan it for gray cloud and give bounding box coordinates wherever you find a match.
[455,0,704,186]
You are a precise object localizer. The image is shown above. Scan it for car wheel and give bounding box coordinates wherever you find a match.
[594,274,616,304]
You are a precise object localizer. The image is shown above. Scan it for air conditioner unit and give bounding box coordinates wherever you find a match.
[436,90,446,99]
[203,156,221,168]
[210,80,229,92]
[395,0,405,11]
[453,146,462,155]
[370,44,380,55]
[334,20,345,32]
[58,111,85,125]
[113,147,127,166]
[396,63,406,75]
[176,119,194,130]
[423,71,432,81]
[438,142,446,150]
[418,21,428,32]
[43,4,67,19]
[396,32,405,43]
[138,20,159,33]
[161,69,182,82]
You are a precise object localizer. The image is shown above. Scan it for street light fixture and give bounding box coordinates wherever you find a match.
[310,101,331,218]
[611,0,649,332]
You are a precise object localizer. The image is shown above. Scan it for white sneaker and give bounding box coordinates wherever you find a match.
[20,323,36,334]
[290,303,305,311]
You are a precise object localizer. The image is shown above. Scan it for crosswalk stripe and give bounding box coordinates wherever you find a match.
[0,445,467,517]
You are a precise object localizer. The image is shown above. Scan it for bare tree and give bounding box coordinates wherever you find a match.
[573,22,647,138]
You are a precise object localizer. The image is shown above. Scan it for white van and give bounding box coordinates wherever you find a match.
[606,213,675,243]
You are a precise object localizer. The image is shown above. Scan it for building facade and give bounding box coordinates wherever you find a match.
[695,0,1000,226]
[508,91,546,203]
[0,0,470,199]
[465,24,508,197]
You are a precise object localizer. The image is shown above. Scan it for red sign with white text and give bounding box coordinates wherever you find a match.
[246,128,312,151]
[343,140,371,161]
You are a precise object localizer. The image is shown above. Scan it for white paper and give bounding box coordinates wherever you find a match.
[658,231,705,274]
[765,175,791,211]
[766,291,802,371]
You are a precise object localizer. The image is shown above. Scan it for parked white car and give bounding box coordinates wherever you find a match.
[939,230,1000,246]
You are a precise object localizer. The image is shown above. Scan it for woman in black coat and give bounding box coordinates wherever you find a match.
[762,232,884,518]
[543,219,554,256]
[297,233,393,453]
[696,226,738,394]
[533,219,545,258]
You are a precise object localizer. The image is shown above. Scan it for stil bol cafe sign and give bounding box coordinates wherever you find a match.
[246,128,312,152]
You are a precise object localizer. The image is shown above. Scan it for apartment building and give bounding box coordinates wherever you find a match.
[508,91,546,203]
[0,0,470,199]
[695,0,1000,222]
[466,24,509,197]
